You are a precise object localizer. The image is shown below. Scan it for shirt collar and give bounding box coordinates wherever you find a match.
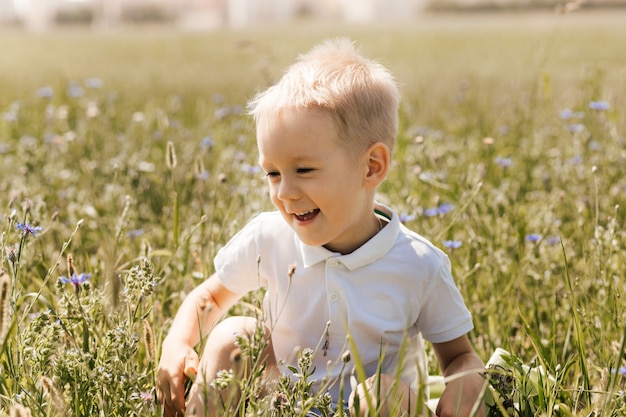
[299,203,399,270]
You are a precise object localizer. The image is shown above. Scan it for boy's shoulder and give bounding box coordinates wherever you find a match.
[390,223,450,270]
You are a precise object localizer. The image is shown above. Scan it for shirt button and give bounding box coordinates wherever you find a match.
[328,259,340,267]
[329,292,339,302]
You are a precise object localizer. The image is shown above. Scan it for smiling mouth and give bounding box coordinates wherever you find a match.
[294,209,319,222]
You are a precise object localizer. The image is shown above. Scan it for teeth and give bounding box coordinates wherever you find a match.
[295,210,314,216]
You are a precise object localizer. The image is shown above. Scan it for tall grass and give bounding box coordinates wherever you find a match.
[0,10,625,416]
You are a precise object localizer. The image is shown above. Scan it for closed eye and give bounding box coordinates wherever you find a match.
[297,168,314,174]
[264,171,280,178]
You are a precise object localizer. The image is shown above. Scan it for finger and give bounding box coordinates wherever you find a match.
[158,379,185,416]
[184,350,199,380]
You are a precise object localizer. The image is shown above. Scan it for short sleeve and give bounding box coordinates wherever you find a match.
[214,215,269,294]
[417,255,474,343]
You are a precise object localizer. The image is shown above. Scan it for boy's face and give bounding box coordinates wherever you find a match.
[258,108,379,254]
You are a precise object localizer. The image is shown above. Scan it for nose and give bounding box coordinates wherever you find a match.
[275,176,300,201]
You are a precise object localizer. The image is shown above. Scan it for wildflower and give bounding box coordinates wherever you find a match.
[565,123,585,133]
[85,77,103,89]
[214,106,231,120]
[195,170,209,180]
[241,164,261,175]
[399,212,416,223]
[589,100,610,111]
[201,136,214,149]
[3,111,17,123]
[483,137,494,146]
[59,272,91,293]
[424,203,454,217]
[131,390,154,404]
[37,86,54,98]
[438,203,455,214]
[619,366,626,375]
[494,156,513,168]
[132,112,145,123]
[126,229,144,238]
[567,155,583,165]
[525,234,542,243]
[443,240,462,249]
[16,222,42,238]
[424,207,440,217]
[67,84,84,98]
[270,391,289,413]
[589,141,602,151]
[559,108,573,120]
[547,236,561,246]
[86,101,99,118]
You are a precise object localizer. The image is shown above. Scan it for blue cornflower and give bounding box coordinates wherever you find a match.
[565,123,585,133]
[195,170,210,180]
[443,240,462,249]
[85,77,103,89]
[126,229,144,238]
[525,234,542,243]
[241,164,261,175]
[59,272,91,290]
[494,156,513,168]
[547,236,561,246]
[567,155,583,165]
[619,366,626,375]
[67,84,84,98]
[399,213,416,223]
[424,207,440,217]
[424,203,455,217]
[37,86,54,99]
[589,101,610,111]
[16,222,42,237]
[438,203,455,214]
[559,108,573,120]
[201,136,214,149]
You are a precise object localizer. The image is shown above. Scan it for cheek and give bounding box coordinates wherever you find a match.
[268,185,281,206]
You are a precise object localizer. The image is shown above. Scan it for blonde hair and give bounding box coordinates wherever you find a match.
[248,38,400,155]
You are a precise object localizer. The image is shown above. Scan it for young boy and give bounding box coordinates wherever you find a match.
[157,38,486,417]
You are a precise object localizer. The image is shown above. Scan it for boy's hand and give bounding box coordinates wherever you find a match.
[157,340,200,417]
[432,335,487,417]
[349,374,418,417]
[436,372,486,417]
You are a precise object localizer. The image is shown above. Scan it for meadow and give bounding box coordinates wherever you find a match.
[0,9,625,416]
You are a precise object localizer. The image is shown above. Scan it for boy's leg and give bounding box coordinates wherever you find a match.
[185,316,277,417]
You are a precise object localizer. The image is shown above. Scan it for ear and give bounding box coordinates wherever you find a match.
[363,142,390,188]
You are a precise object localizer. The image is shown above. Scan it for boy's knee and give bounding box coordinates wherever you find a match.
[202,316,252,358]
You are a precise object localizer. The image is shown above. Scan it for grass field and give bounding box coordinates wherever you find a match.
[1,9,625,416]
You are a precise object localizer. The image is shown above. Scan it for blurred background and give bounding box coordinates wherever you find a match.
[1,0,625,32]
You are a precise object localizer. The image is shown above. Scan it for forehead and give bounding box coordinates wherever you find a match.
[259,107,336,136]
[257,107,340,160]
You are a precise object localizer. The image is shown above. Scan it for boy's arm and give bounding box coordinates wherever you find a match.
[157,274,241,417]
[432,335,486,417]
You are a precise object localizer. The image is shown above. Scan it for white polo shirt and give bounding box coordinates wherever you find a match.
[215,203,473,402]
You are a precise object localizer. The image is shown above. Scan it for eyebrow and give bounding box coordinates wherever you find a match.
[258,155,320,167]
